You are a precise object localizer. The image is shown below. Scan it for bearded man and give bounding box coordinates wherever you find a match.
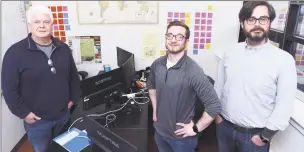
[214,1,297,152]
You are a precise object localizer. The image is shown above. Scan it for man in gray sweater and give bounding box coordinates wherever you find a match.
[147,20,221,152]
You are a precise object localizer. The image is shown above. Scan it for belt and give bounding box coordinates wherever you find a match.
[221,115,263,134]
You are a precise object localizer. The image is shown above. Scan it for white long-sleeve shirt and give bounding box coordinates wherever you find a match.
[215,40,297,131]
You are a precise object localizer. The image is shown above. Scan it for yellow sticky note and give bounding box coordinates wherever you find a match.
[160,50,166,56]
[296,55,301,61]
[185,13,191,18]
[281,8,286,12]
[185,19,190,25]
[205,44,211,50]
[208,5,213,11]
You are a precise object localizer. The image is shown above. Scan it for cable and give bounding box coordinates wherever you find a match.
[86,98,132,117]
[104,114,116,128]
[66,90,150,139]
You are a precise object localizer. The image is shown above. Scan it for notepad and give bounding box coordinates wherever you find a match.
[53,128,90,152]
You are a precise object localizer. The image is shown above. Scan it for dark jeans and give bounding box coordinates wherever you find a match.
[154,130,198,152]
[23,111,70,152]
[216,119,270,152]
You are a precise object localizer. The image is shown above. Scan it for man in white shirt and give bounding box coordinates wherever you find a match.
[214,1,297,152]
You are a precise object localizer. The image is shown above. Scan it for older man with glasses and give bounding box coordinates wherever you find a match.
[1,5,81,152]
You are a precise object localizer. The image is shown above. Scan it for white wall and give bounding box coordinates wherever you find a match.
[30,1,242,79]
[1,1,28,152]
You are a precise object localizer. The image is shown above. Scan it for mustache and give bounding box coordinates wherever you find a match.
[250,27,265,32]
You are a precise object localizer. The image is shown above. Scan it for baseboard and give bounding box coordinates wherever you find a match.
[11,133,27,152]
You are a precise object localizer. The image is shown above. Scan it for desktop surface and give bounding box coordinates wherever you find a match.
[48,95,149,152]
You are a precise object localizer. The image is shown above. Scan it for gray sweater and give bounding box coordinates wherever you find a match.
[147,54,221,139]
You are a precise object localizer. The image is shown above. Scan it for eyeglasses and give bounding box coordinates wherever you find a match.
[33,20,52,25]
[246,16,270,25]
[48,59,56,74]
[165,33,185,41]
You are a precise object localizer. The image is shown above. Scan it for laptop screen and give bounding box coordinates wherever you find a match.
[81,115,138,152]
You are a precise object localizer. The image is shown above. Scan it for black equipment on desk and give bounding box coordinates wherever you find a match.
[117,47,135,91]
[81,68,125,110]
[81,115,138,152]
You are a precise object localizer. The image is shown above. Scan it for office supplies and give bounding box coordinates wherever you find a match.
[53,127,90,152]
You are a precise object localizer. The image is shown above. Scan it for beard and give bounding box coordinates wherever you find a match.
[243,26,268,42]
[166,44,186,55]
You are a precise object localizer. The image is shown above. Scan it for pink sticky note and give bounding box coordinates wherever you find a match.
[194,32,199,37]
[207,32,212,37]
[201,26,205,31]
[206,38,211,43]
[180,19,185,23]
[53,25,59,30]
[201,19,206,24]
[168,12,173,17]
[200,44,204,49]
[194,38,199,43]
[208,13,213,18]
[167,19,172,24]
[195,25,199,31]
[195,12,200,18]
[63,6,68,11]
[207,20,212,25]
[180,13,185,18]
[201,13,206,18]
[194,44,199,49]
[200,38,205,43]
[201,32,205,37]
[195,19,200,24]
[174,12,179,18]
[207,26,212,31]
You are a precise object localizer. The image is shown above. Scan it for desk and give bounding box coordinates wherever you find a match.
[48,97,149,152]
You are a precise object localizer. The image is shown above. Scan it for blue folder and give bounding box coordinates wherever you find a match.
[53,127,91,152]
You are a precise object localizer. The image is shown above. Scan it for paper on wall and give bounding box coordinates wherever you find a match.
[142,33,159,60]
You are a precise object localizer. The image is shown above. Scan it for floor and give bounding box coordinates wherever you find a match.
[17,125,218,152]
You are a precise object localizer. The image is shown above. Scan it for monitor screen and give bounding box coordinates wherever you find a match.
[81,115,138,152]
[116,47,135,91]
[117,47,132,67]
[80,68,125,110]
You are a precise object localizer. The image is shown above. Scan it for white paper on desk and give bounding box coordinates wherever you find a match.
[54,130,79,146]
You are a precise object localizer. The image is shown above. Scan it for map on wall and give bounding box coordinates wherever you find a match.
[76,1,158,24]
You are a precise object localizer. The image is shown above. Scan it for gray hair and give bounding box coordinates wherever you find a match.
[26,5,53,24]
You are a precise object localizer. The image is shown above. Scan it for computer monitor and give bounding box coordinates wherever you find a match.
[81,68,125,110]
[116,47,135,91]
[81,115,138,152]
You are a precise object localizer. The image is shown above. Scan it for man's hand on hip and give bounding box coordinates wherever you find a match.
[24,112,41,124]
[175,120,197,138]
[68,101,73,109]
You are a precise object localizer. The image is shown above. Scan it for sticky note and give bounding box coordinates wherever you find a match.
[205,44,211,50]
[53,25,59,31]
[65,25,71,31]
[193,44,198,49]
[185,13,191,18]
[185,19,191,25]
[208,5,213,11]
[63,13,69,18]
[193,50,198,55]
[160,50,166,56]
[63,19,69,24]
[296,55,301,61]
